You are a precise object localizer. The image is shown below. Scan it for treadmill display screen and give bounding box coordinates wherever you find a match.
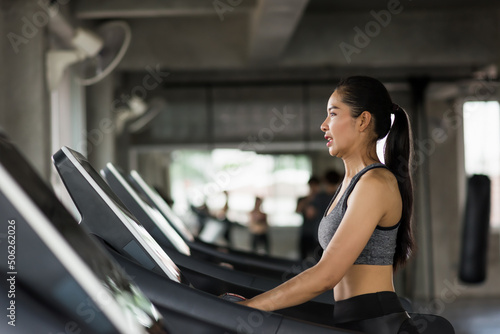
[0,134,166,333]
[56,146,183,283]
[68,148,139,223]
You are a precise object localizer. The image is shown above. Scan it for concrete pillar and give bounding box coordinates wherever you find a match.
[137,152,167,189]
[0,0,50,180]
[86,75,116,171]
[409,78,434,301]
[426,89,500,300]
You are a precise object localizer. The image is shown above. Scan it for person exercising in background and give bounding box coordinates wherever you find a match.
[248,197,269,254]
[306,170,342,260]
[216,190,234,246]
[239,76,418,333]
[296,176,321,259]
[297,171,341,260]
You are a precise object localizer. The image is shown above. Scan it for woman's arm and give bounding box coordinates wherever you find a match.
[238,257,339,311]
[239,172,393,311]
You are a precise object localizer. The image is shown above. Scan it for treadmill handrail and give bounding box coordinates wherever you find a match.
[109,247,359,334]
[130,170,195,242]
[104,163,191,256]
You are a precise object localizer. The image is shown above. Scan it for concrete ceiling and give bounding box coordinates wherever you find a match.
[305,0,500,11]
[69,0,500,152]
[72,0,500,80]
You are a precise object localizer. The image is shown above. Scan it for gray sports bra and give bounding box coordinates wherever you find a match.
[317,163,400,266]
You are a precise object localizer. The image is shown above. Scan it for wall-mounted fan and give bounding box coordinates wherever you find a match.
[115,96,166,134]
[46,8,131,90]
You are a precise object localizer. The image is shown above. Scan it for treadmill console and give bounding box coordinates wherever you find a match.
[53,146,185,284]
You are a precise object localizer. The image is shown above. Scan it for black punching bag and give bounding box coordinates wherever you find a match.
[459,174,491,284]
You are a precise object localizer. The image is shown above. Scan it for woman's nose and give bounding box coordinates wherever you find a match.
[320,118,328,132]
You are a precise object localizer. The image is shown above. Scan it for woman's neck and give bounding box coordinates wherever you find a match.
[341,146,380,179]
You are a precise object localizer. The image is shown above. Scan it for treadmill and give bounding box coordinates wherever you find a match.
[0,134,166,334]
[2,136,359,333]
[100,162,333,305]
[127,169,305,276]
[53,146,356,328]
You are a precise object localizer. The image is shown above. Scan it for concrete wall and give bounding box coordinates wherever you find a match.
[424,84,500,302]
[0,0,50,180]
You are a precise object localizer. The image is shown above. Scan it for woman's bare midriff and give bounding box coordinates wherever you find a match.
[333,264,395,301]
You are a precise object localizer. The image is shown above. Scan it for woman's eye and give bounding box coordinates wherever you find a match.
[329,112,336,117]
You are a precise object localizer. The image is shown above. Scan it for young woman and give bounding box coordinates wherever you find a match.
[239,76,418,333]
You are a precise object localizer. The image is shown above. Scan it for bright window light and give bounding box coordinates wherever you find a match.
[376,114,394,164]
[463,101,500,228]
[169,149,311,227]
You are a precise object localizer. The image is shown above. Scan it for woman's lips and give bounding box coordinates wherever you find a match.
[324,135,333,147]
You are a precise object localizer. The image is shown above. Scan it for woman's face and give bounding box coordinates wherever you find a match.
[320,90,358,158]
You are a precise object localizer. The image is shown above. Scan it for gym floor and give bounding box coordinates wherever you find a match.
[227,225,500,334]
[415,298,500,334]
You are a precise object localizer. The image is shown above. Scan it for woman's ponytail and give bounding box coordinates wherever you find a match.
[384,103,415,271]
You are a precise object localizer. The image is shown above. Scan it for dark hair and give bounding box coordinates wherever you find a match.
[335,76,415,271]
[308,176,320,185]
[324,170,342,185]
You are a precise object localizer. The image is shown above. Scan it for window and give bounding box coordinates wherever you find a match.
[169,149,312,227]
[463,101,500,228]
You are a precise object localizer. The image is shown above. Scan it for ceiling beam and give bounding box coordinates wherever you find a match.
[248,0,310,63]
[75,0,256,19]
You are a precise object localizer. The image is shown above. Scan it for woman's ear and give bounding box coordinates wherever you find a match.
[357,111,372,132]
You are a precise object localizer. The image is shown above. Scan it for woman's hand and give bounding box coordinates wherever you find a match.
[236,299,251,307]
[236,297,270,311]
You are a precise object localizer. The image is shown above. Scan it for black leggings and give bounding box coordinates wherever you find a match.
[333,291,418,334]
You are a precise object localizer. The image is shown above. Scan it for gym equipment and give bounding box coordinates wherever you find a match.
[0,134,166,333]
[52,146,339,326]
[51,145,455,333]
[104,163,308,281]
[1,134,355,334]
[100,162,334,306]
[128,169,304,272]
[459,174,491,284]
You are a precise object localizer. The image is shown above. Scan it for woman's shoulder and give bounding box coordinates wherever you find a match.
[357,167,400,198]
[346,167,401,220]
